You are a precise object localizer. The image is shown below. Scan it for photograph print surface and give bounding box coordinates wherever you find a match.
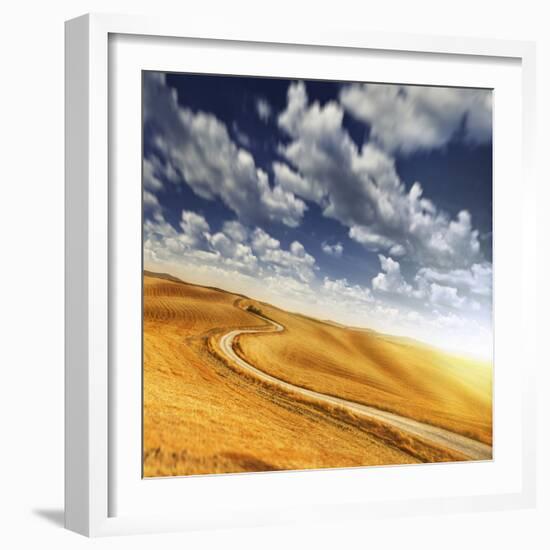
[142,72,493,477]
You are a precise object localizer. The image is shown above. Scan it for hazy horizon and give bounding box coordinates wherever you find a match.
[144,262,491,361]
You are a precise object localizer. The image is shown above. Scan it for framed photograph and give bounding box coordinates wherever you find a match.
[65,13,537,536]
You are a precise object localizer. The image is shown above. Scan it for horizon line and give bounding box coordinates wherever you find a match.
[143,268,492,363]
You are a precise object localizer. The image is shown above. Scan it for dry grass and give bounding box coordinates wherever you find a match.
[236,300,493,445]
[143,273,491,477]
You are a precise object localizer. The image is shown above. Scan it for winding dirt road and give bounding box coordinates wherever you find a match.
[217,314,492,461]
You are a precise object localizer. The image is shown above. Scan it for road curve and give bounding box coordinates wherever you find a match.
[217,314,492,461]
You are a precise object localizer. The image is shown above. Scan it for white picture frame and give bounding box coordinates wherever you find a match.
[65,12,537,537]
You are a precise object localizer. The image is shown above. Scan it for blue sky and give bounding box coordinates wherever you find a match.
[143,72,493,358]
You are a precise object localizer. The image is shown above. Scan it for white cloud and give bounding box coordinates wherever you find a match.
[144,73,306,228]
[290,241,306,257]
[143,190,161,212]
[278,81,308,135]
[143,158,164,191]
[347,179,482,270]
[322,277,373,304]
[428,283,466,309]
[415,263,492,297]
[255,97,273,122]
[340,83,492,154]
[143,153,181,191]
[179,210,211,248]
[272,161,324,203]
[348,226,405,257]
[255,169,307,227]
[145,209,317,286]
[321,242,344,257]
[221,220,248,242]
[371,255,485,312]
[208,232,258,274]
[372,254,415,296]
[145,77,487,272]
[180,210,209,234]
[250,227,280,254]
[277,81,483,270]
[262,274,315,301]
[144,209,491,358]
[250,228,316,283]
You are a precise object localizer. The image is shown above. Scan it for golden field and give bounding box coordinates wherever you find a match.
[143,272,492,477]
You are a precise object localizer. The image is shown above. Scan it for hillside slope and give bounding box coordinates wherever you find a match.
[143,273,492,477]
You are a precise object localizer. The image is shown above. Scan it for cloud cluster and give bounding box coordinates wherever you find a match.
[145,208,379,321]
[276,82,484,270]
[340,83,492,154]
[322,276,372,304]
[415,263,492,297]
[145,76,486,272]
[250,228,316,283]
[371,255,485,313]
[144,207,489,355]
[144,209,316,285]
[144,73,306,228]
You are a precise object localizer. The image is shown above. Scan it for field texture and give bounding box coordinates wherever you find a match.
[143,272,492,477]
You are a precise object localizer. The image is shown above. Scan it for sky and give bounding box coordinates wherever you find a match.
[142,71,493,359]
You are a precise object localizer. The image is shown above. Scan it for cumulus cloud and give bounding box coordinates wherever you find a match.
[349,226,405,257]
[262,274,315,302]
[143,154,182,207]
[143,190,161,212]
[322,277,373,304]
[145,209,316,284]
[208,231,258,274]
[144,73,306,228]
[415,263,492,297]
[372,255,414,296]
[321,242,344,257]
[250,226,280,254]
[428,283,466,309]
[277,81,483,270]
[272,161,324,203]
[278,81,308,135]
[250,228,316,283]
[179,210,210,248]
[221,220,249,242]
[371,255,485,313]
[255,97,273,122]
[144,208,490,357]
[143,158,164,191]
[340,83,492,154]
